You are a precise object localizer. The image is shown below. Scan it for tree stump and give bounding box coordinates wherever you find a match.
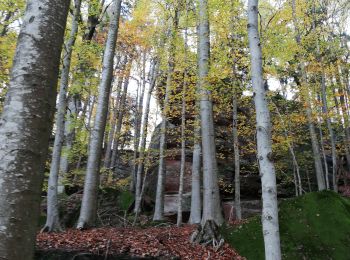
[190,220,224,251]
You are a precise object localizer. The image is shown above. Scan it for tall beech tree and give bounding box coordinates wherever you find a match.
[43,0,82,232]
[153,3,179,221]
[198,0,223,225]
[134,60,159,215]
[77,0,122,229]
[0,0,70,258]
[247,0,281,258]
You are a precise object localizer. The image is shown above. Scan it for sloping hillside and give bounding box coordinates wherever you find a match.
[222,191,350,260]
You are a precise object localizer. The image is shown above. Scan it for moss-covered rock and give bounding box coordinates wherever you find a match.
[222,191,350,260]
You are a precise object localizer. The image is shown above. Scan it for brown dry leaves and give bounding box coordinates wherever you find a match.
[37,225,245,259]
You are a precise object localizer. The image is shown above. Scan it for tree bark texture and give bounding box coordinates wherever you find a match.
[0,1,70,258]
[77,0,122,229]
[248,0,282,259]
[198,0,223,225]
[43,0,82,232]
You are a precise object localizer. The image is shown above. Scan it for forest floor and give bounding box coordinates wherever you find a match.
[36,225,244,259]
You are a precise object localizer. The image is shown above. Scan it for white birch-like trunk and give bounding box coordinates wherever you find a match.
[77,0,122,229]
[0,0,70,258]
[247,1,281,259]
[43,0,82,232]
[198,0,223,225]
[153,7,179,221]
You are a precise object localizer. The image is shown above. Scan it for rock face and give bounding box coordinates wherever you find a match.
[145,91,314,219]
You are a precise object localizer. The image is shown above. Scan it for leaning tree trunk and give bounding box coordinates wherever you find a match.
[153,7,179,221]
[43,0,82,233]
[247,0,282,259]
[0,0,70,258]
[134,60,159,214]
[77,0,122,229]
[198,0,223,225]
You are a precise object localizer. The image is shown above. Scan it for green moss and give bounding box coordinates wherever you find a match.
[117,190,134,211]
[222,191,350,260]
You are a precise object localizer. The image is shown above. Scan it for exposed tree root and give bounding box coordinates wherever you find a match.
[190,220,225,252]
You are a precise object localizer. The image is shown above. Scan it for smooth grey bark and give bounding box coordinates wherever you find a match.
[248,0,281,259]
[189,119,202,224]
[320,74,338,192]
[177,5,189,226]
[317,113,330,190]
[153,7,179,221]
[304,88,326,191]
[43,0,82,232]
[131,54,147,192]
[232,90,242,219]
[77,0,122,229]
[0,0,69,258]
[198,0,223,225]
[291,0,325,191]
[189,21,202,225]
[110,64,131,171]
[134,60,159,215]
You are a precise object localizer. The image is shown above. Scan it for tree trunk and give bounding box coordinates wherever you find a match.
[104,78,123,169]
[110,63,131,171]
[247,0,281,259]
[320,74,338,192]
[189,18,202,226]
[232,91,242,219]
[77,0,122,229]
[291,0,325,191]
[198,0,223,225]
[189,115,202,224]
[43,0,82,232]
[0,0,69,258]
[59,95,79,185]
[153,6,179,221]
[336,76,350,175]
[177,5,189,226]
[134,60,159,214]
[131,53,147,192]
